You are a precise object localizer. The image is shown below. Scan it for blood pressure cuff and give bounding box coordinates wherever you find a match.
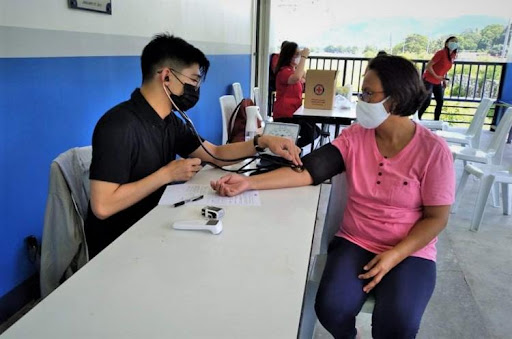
[301,143,346,185]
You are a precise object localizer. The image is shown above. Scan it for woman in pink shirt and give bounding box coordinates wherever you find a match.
[211,55,455,339]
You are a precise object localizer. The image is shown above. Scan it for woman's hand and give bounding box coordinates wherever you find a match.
[358,249,403,293]
[210,174,251,197]
[301,47,310,58]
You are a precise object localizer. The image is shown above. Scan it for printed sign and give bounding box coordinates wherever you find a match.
[69,0,112,14]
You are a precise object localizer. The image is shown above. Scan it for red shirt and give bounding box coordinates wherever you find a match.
[423,49,455,85]
[273,66,303,119]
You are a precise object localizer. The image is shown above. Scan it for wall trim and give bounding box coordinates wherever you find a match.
[0,26,251,58]
[0,274,39,326]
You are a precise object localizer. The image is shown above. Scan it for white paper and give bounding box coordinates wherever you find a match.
[158,184,261,206]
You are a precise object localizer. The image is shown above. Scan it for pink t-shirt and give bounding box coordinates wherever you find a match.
[331,123,455,261]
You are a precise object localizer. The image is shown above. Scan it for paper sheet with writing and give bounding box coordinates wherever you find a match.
[158,184,261,206]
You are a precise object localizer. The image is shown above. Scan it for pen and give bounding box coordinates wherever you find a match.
[173,195,204,207]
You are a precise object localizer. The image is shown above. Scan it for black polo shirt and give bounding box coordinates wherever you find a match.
[85,88,201,257]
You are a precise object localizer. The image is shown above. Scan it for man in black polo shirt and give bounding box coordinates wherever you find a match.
[85,33,301,257]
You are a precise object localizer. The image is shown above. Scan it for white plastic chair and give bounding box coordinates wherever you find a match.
[219,95,237,144]
[253,87,261,109]
[232,82,243,104]
[451,108,512,207]
[412,111,449,131]
[451,163,512,231]
[450,108,512,167]
[299,174,374,339]
[436,98,493,148]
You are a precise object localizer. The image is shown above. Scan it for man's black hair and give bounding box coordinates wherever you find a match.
[368,55,428,117]
[141,33,210,83]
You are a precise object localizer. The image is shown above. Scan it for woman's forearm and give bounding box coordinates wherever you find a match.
[392,206,450,261]
[248,167,313,190]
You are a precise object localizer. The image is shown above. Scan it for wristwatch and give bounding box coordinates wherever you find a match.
[253,134,266,152]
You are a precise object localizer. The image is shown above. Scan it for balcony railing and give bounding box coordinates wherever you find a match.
[301,55,507,128]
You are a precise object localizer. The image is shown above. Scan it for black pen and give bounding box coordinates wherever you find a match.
[173,195,204,207]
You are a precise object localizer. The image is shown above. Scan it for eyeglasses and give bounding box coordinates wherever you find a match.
[158,68,202,91]
[357,90,385,103]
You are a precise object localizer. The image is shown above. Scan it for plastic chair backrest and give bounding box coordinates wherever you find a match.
[219,95,237,144]
[253,87,261,109]
[466,98,493,148]
[320,173,348,254]
[486,108,512,165]
[232,82,243,104]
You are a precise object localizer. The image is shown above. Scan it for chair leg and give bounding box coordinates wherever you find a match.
[470,175,495,232]
[452,168,470,214]
[491,182,501,207]
[298,280,320,339]
[502,183,511,216]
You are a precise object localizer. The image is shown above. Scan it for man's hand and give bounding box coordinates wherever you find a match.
[358,249,402,293]
[210,174,251,197]
[162,158,202,183]
[258,135,302,166]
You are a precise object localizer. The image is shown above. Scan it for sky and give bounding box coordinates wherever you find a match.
[270,0,512,50]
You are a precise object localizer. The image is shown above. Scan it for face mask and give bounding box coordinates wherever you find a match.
[356,97,390,129]
[293,56,301,65]
[447,42,458,51]
[168,83,200,112]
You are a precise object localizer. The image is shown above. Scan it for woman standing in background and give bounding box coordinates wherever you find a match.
[418,36,458,120]
[273,41,319,148]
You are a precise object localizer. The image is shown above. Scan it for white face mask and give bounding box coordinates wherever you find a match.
[293,56,301,65]
[447,41,458,51]
[356,97,390,129]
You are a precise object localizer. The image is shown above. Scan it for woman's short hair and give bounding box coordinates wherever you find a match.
[367,55,428,117]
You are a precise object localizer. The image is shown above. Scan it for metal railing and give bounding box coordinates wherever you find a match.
[301,55,507,127]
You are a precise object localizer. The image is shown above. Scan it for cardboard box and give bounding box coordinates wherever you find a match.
[304,70,338,110]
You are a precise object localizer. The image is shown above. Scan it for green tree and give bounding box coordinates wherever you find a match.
[363,45,378,57]
[393,34,429,55]
[324,45,340,53]
[478,24,505,50]
[404,34,429,54]
[458,29,481,51]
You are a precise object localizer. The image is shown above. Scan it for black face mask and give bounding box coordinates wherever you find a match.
[170,84,200,112]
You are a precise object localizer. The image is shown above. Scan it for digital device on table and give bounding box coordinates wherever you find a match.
[255,122,301,173]
[262,122,301,145]
[172,219,223,235]
[261,122,301,156]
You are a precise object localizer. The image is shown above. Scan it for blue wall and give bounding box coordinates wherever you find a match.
[501,63,512,104]
[0,54,251,298]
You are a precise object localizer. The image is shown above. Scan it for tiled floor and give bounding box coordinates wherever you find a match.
[313,128,512,339]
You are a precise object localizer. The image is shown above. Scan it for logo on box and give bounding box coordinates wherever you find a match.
[314,84,325,95]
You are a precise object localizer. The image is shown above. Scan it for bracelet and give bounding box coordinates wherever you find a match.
[253,134,265,152]
[301,55,308,59]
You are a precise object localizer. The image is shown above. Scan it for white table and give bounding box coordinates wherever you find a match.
[2,167,321,339]
[293,105,356,150]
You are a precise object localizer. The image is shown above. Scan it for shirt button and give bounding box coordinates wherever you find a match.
[403,181,408,185]
[378,172,382,176]
[377,181,381,185]
[379,163,383,166]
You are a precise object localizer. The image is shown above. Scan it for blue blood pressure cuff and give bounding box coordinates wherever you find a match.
[301,143,345,185]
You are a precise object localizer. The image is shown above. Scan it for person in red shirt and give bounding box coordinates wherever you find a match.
[268,41,288,96]
[418,36,458,120]
[273,41,319,147]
